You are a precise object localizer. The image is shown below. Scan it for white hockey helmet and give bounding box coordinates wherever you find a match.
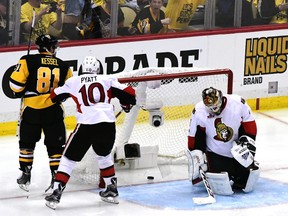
[81,56,100,74]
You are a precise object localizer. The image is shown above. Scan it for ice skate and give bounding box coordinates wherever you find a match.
[17,166,32,192]
[99,177,119,204]
[45,170,56,193]
[45,183,65,210]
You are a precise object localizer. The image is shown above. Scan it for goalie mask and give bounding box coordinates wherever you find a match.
[202,87,223,115]
[79,56,101,75]
[35,34,59,55]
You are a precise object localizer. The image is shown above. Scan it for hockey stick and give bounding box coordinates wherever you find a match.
[27,8,36,55]
[192,167,216,205]
[116,109,123,118]
[16,9,36,138]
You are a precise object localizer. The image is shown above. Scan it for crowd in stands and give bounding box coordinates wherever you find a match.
[0,0,288,47]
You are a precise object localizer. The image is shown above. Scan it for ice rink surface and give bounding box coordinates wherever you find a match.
[0,109,288,216]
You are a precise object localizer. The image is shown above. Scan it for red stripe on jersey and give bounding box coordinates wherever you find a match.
[188,136,195,151]
[242,120,257,136]
[100,165,115,178]
[55,171,70,184]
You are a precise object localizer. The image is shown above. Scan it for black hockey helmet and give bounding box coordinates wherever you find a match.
[35,34,59,54]
[202,87,223,115]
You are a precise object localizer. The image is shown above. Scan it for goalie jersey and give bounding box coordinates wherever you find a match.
[188,94,257,158]
[50,74,136,124]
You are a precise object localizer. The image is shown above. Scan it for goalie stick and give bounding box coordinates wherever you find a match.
[192,167,216,205]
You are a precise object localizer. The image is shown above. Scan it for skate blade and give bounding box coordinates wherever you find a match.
[19,184,29,192]
[46,201,58,210]
[101,196,119,204]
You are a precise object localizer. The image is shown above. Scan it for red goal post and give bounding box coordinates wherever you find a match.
[118,68,233,94]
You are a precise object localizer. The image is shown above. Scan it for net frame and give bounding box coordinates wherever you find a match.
[71,67,233,184]
[113,68,233,158]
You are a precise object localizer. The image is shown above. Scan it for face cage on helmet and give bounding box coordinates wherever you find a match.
[206,102,222,114]
[203,95,222,114]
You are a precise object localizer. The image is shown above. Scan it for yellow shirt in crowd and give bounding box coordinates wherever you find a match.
[165,0,206,31]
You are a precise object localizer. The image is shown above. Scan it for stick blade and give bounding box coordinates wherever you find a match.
[193,196,216,205]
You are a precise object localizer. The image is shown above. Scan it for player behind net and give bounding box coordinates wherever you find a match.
[45,56,136,209]
[186,87,260,196]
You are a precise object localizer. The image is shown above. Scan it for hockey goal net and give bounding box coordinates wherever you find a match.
[72,67,233,184]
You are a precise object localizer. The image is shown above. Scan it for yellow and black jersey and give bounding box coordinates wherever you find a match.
[131,6,166,34]
[255,0,287,24]
[10,52,73,109]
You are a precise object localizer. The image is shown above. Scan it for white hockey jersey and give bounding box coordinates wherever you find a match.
[51,74,135,124]
[188,94,256,158]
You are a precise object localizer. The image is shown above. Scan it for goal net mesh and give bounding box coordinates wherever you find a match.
[71,67,233,184]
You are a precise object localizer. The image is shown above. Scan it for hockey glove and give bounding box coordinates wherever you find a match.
[231,135,256,168]
[121,104,133,113]
[238,135,256,156]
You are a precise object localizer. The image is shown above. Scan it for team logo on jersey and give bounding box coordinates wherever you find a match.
[213,118,233,142]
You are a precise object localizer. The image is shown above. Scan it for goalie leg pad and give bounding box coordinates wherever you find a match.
[206,172,234,195]
[242,167,260,193]
[185,149,207,183]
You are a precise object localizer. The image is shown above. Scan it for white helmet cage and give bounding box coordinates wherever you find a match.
[81,56,100,74]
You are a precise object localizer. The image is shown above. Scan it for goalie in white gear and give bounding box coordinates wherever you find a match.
[186,87,260,195]
[44,56,136,209]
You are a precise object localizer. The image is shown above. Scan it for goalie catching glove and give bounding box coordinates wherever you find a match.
[231,135,256,168]
[185,149,208,184]
[120,104,133,113]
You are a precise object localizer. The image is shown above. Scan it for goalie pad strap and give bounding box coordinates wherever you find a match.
[206,172,234,195]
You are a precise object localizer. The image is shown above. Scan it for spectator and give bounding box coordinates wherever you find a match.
[137,0,150,10]
[256,0,288,24]
[62,0,94,40]
[165,0,206,31]
[130,0,170,34]
[216,0,257,27]
[91,0,129,37]
[122,0,141,13]
[0,0,10,46]
[20,0,63,44]
[93,0,126,6]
